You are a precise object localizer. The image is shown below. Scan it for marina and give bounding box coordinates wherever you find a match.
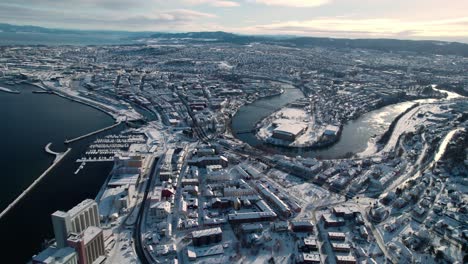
[76,133,146,163]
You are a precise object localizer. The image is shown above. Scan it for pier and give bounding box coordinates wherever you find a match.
[76,157,114,163]
[0,147,71,220]
[65,122,121,144]
[45,142,63,162]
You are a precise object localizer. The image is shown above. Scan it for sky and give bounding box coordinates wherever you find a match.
[0,0,467,42]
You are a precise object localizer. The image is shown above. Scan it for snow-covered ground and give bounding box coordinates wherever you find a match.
[257,107,331,147]
[42,79,142,122]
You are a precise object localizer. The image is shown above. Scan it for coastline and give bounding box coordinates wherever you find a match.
[231,85,453,159]
[30,81,123,121]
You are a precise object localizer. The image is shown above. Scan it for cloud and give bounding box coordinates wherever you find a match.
[0,4,216,30]
[184,0,240,7]
[244,17,468,39]
[251,0,330,7]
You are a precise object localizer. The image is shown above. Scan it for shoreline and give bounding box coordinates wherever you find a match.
[30,81,118,121]
[231,86,454,159]
[375,103,420,147]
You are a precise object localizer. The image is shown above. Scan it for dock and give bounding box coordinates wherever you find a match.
[76,157,114,163]
[0,147,72,220]
[74,162,86,175]
[65,122,121,144]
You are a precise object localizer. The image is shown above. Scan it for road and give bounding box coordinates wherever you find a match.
[134,155,163,264]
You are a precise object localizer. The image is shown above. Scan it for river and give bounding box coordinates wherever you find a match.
[0,82,120,263]
[232,84,462,159]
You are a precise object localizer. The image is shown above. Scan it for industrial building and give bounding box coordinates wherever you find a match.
[272,124,306,141]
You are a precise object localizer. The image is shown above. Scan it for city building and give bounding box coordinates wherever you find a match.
[149,201,171,220]
[67,226,105,264]
[192,227,222,247]
[52,199,100,248]
[32,246,78,264]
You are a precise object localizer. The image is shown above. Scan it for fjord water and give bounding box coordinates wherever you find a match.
[0,83,115,263]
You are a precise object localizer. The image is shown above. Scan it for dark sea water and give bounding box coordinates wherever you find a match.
[0,83,119,263]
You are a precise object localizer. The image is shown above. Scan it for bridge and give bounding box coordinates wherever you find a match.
[64,122,121,144]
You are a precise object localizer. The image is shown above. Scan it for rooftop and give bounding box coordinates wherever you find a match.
[68,199,96,218]
[33,246,76,264]
[192,227,222,238]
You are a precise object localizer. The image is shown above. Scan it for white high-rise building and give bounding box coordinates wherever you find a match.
[52,199,100,248]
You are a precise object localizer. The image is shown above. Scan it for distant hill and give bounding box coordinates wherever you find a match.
[0,23,148,37]
[282,37,468,57]
[1,23,467,56]
[150,31,468,57]
[150,31,267,44]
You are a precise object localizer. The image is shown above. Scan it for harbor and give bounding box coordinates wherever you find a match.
[75,133,146,164]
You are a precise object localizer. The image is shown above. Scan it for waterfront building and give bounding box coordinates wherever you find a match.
[272,124,306,141]
[32,246,78,264]
[52,199,100,248]
[66,226,105,264]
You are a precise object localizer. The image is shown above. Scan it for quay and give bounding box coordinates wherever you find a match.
[0,147,71,220]
[65,122,121,144]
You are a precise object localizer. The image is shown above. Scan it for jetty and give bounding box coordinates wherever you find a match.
[0,86,21,94]
[76,157,114,163]
[65,122,121,144]
[0,146,71,220]
[45,142,64,163]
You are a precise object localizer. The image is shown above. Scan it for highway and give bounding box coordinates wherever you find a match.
[133,155,163,264]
